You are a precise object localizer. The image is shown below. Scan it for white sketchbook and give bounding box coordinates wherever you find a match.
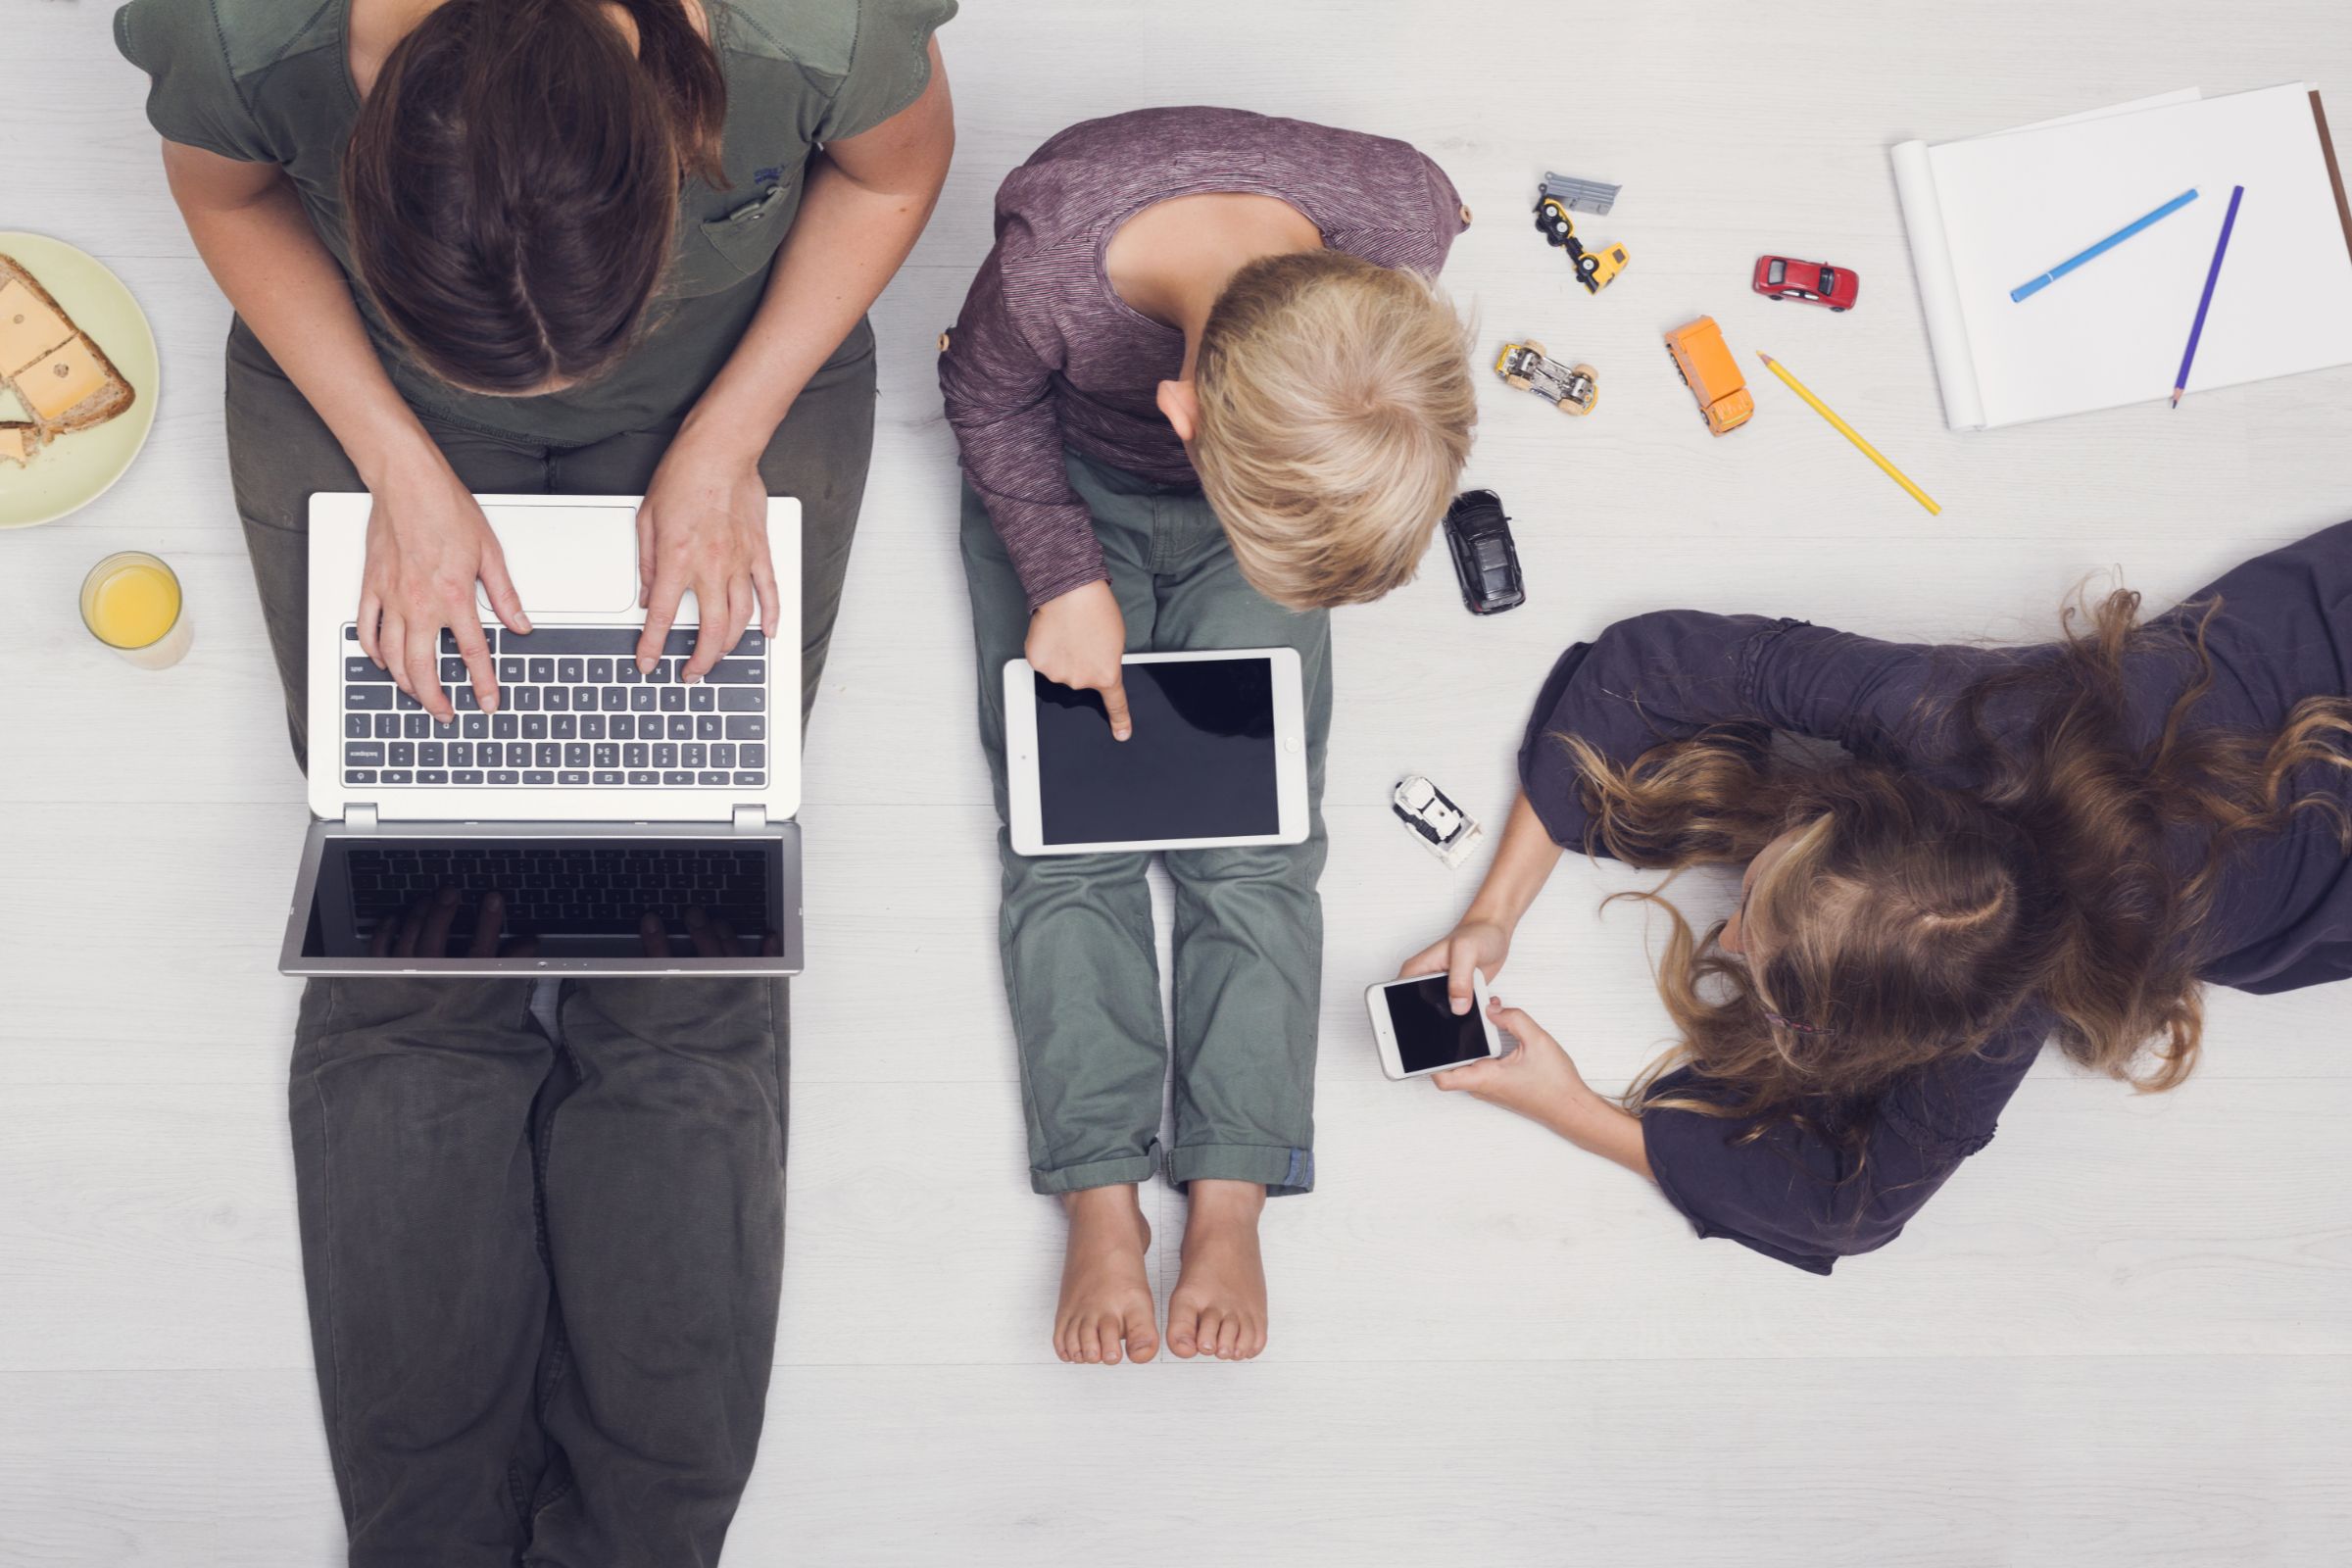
[1891,83,2352,429]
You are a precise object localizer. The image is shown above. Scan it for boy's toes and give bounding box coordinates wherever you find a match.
[1166,1299,1200,1358]
[1125,1301,1161,1364]
[1215,1313,1243,1360]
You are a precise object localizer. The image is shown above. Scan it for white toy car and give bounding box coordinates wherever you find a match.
[1392,775,1483,869]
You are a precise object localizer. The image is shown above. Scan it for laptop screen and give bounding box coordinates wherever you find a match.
[298,833,787,961]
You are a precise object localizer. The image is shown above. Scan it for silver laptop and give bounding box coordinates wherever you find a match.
[279,493,802,976]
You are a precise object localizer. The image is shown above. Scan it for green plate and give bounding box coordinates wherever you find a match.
[0,231,161,530]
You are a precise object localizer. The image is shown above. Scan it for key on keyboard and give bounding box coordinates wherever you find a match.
[339,624,773,790]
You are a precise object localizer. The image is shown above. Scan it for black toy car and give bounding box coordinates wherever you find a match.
[1443,489,1524,614]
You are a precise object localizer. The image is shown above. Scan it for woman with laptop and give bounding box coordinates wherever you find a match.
[1402,523,2352,1274]
[117,0,953,1560]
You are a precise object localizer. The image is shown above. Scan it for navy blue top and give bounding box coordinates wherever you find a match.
[1518,522,2352,1273]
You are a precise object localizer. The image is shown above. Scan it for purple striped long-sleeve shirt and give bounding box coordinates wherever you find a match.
[938,106,1470,609]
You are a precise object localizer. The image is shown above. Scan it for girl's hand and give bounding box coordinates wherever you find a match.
[1026,579,1132,740]
[1396,917,1512,1015]
[634,434,779,682]
[1432,1001,1592,1129]
[357,444,530,721]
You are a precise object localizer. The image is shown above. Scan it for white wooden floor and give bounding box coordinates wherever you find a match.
[7,3,2352,1564]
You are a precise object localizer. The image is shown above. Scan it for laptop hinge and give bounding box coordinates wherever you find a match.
[732,805,766,833]
[345,805,379,832]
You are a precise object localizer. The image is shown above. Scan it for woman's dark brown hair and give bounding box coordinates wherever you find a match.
[343,0,726,395]
[1560,590,2352,1146]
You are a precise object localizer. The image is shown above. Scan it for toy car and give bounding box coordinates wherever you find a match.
[1752,255,1859,311]
[1393,774,1484,869]
[1663,316,1753,436]
[1533,197,1629,294]
[1443,488,1525,614]
[1494,341,1597,415]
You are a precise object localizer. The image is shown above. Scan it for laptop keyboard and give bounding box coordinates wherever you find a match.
[340,625,770,789]
[344,843,768,937]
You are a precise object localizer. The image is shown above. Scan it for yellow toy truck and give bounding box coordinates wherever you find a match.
[1533,193,1629,295]
[1663,316,1753,435]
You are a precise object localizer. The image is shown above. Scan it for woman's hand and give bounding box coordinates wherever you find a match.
[634,432,778,682]
[1396,916,1512,1015]
[1433,999,1654,1181]
[1432,1002,1591,1124]
[1027,579,1132,740]
[358,442,530,721]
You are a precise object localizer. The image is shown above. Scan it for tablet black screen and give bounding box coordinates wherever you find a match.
[1035,659,1280,846]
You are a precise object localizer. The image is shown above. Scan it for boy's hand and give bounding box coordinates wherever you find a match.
[1027,579,1132,740]
[1397,917,1511,1014]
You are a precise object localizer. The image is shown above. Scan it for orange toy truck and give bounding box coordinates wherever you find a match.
[1663,316,1752,435]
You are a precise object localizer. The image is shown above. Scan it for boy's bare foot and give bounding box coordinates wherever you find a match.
[1054,1185,1158,1366]
[1166,1179,1268,1361]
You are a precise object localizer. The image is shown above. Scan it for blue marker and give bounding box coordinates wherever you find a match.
[2010,188,2199,302]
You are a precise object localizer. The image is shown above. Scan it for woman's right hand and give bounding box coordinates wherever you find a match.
[356,442,531,720]
[1397,915,1513,1016]
[1026,578,1131,740]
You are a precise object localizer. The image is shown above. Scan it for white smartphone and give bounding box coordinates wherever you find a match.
[1366,967,1501,1081]
[1002,648,1310,856]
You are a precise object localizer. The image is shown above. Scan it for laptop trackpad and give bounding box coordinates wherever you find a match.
[476,505,643,616]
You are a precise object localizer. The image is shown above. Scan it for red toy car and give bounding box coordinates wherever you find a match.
[1752,255,1858,311]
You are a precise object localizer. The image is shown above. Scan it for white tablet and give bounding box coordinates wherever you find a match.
[1003,648,1310,856]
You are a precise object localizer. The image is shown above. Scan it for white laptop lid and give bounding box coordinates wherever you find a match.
[306,493,800,824]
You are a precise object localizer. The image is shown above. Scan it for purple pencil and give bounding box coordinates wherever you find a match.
[2172,184,2244,409]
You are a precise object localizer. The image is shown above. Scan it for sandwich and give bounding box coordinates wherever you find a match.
[0,252,137,467]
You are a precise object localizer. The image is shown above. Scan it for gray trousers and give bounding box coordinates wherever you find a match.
[227,316,875,1568]
[960,450,1331,1198]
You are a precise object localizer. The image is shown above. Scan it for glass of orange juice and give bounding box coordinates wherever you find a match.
[80,551,193,669]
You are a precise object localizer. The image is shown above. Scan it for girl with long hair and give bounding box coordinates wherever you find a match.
[118,0,954,1559]
[1401,523,2352,1274]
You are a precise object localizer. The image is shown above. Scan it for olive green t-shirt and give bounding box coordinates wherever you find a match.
[115,0,953,445]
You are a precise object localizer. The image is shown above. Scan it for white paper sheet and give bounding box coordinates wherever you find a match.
[1892,84,2352,429]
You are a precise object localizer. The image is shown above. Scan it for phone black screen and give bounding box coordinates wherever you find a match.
[1383,976,1492,1074]
[1034,658,1280,846]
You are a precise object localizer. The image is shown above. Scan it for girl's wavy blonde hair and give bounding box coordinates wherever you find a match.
[1191,252,1475,610]
[1561,591,2352,1149]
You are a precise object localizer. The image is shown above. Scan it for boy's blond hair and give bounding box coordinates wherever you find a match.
[1192,251,1475,610]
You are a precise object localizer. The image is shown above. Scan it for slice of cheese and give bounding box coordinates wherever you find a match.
[0,424,35,466]
[18,334,108,422]
[0,278,72,376]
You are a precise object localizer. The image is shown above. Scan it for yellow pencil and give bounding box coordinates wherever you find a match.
[1755,352,1940,515]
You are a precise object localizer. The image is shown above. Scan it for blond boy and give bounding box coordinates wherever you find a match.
[940,106,1473,1365]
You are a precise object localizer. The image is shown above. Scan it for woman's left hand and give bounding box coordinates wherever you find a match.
[634,433,780,681]
[1432,1000,1592,1129]
[1434,998,1654,1180]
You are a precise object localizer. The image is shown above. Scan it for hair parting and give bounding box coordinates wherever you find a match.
[343,0,726,395]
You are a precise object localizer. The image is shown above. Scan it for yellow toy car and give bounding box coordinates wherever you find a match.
[1663,316,1752,435]
[1494,340,1598,415]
